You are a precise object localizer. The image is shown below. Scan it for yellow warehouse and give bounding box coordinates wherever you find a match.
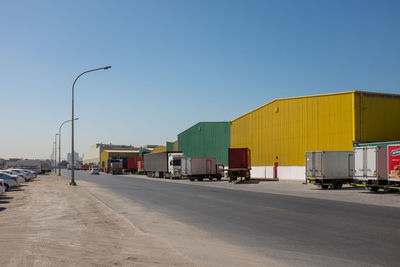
[151,145,166,154]
[230,91,400,179]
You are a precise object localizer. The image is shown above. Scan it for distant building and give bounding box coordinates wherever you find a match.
[67,152,79,163]
[83,143,157,166]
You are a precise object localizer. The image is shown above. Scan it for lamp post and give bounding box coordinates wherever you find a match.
[59,118,79,176]
[54,134,58,172]
[71,66,111,186]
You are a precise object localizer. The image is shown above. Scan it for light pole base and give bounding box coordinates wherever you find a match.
[70,181,77,186]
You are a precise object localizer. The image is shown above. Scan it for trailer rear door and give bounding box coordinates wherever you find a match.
[366,147,377,179]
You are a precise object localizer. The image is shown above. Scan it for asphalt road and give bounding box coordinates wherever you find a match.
[63,170,400,266]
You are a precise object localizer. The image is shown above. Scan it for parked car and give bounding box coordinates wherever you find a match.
[0,170,26,183]
[0,173,19,191]
[10,168,35,180]
[90,168,100,175]
[0,179,5,194]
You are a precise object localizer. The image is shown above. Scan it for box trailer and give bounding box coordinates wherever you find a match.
[306,151,354,189]
[144,151,183,178]
[354,143,400,192]
[126,156,144,173]
[227,148,251,182]
[179,157,224,181]
[137,160,144,174]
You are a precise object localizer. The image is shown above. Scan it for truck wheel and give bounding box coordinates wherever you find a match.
[197,177,203,181]
[216,176,222,181]
[333,181,343,189]
[189,178,195,181]
[368,186,379,192]
[321,184,329,189]
[208,178,213,181]
[245,177,250,181]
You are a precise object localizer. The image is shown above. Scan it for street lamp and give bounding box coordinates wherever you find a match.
[54,133,58,172]
[59,118,79,176]
[71,66,111,186]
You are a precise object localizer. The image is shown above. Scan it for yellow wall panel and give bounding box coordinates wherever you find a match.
[354,92,400,142]
[231,92,354,166]
[173,141,178,151]
[152,145,166,154]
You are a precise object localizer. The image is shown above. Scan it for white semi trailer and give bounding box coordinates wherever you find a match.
[306,151,354,189]
[354,142,400,192]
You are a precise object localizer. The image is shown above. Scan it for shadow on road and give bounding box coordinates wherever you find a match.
[233,180,260,184]
[9,188,24,192]
[0,207,6,212]
[0,200,10,204]
[0,196,13,200]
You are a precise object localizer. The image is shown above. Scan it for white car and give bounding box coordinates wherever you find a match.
[10,169,35,180]
[0,173,19,190]
[7,169,31,181]
[0,171,25,183]
[21,169,37,179]
[0,179,5,194]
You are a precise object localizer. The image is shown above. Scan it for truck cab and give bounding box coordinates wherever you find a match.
[168,155,184,179]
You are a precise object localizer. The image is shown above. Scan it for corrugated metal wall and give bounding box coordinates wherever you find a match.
[166,142,174,151]
[354,92,400,143]
[178,122,230,165]
[173,140,178,151]
[231,92,355,166]
[152,145,166,153]
[138,148,151,157]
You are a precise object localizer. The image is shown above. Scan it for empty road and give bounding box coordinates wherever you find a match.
[63,170,400,266]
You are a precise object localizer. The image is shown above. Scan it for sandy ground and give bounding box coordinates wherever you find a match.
[0,174,193,267]
[79,180,288,267]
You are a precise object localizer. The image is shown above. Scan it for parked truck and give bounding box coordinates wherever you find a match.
[126,156,144,174]
[305,151,354,189]
[109,159,123,175]
[144,151,183,178]
[137,160,145,174]
[227,148,251,182]
[354,142,400,192]
[40,160,51,173]
[179,157,224,181]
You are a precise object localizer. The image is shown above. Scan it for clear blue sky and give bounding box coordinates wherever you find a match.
[1,0,399,159]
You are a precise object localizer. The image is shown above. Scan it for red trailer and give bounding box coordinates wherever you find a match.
[137,161,144,174]
[227,148,251,181]
[127,156,144,173]
[81,164,90,170]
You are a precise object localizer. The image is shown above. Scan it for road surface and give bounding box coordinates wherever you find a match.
[63,170,400,266]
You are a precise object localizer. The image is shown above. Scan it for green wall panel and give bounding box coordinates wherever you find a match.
[178,122,230,166]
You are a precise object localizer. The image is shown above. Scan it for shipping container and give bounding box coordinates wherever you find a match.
[305,151,354,189]
[178,122,230,166]
[230,91,400,179]
[228,148,251,169]
[127,156,144,173]
[180,157,222,181]
[227,148,251,181]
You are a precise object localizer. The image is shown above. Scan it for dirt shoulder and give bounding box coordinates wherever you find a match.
[0,174,193,267]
